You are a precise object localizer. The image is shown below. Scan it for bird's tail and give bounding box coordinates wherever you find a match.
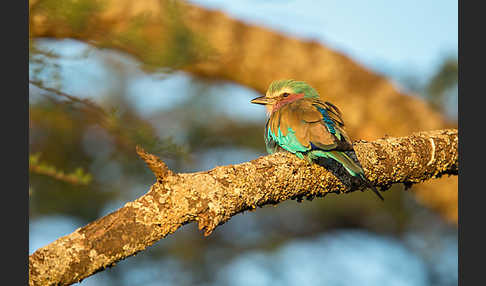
[324,151,384,201]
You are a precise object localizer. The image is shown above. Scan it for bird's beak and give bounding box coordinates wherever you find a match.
[250,96,272,105]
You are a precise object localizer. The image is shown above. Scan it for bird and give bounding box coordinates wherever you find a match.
[250,79,383,201]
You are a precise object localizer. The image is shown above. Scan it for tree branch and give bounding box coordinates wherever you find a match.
[29,129,458,286]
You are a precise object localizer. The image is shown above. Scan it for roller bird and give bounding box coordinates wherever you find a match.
[251,79,383,201]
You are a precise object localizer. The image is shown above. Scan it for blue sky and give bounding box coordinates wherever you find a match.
[190,0,458,80]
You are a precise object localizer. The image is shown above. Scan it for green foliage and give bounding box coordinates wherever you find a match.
[30,153,93,185]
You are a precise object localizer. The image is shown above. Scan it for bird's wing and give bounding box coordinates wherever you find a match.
[269,99,353,152]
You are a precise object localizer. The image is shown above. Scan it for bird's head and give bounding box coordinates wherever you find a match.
[250,79,319,114]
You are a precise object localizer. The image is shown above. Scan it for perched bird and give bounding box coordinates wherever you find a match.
[251,79,383,201]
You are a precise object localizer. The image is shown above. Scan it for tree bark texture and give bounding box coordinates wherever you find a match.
[29,129,458,286]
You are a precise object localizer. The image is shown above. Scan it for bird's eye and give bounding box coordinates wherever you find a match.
[282,93,290,97]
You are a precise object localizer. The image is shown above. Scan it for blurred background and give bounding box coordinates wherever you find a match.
[29,0,458,285]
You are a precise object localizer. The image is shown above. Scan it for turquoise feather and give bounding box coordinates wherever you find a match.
[267,126,308,155]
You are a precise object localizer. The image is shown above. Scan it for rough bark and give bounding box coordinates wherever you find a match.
[29,129,458,286]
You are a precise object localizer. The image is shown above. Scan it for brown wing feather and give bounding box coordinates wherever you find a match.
[299,122,338,149]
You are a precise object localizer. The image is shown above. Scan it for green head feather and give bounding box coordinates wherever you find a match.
[266,79,319,99]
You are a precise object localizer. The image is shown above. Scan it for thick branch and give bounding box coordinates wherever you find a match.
[29,129,458,286]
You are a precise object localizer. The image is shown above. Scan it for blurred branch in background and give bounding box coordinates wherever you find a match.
[29,129,458,286]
